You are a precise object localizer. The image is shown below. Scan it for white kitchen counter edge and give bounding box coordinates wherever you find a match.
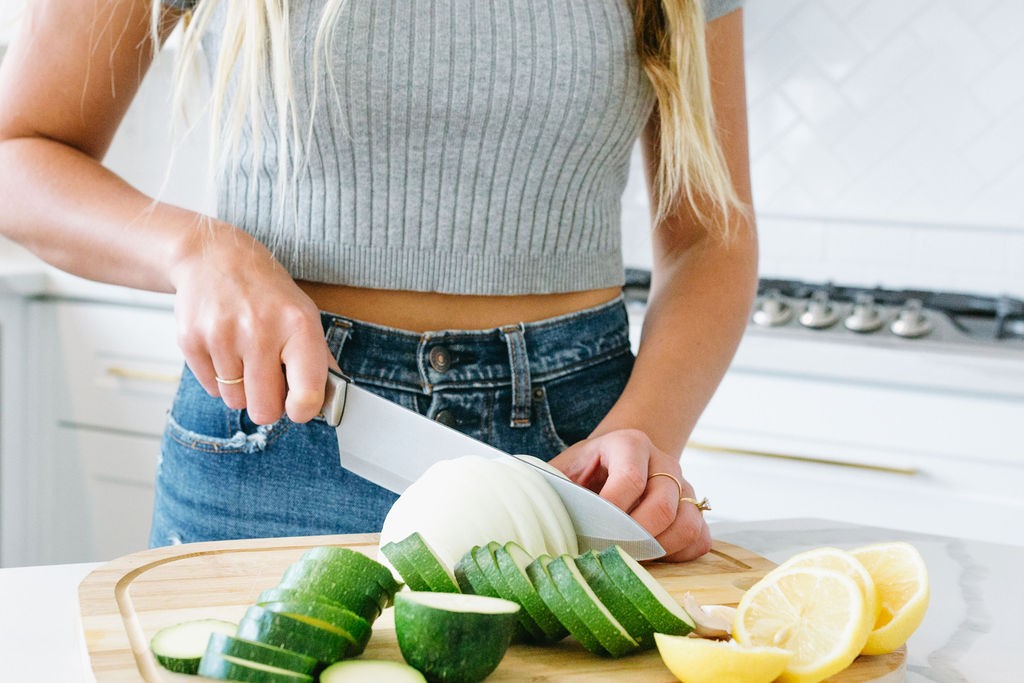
[0,518,1019,682]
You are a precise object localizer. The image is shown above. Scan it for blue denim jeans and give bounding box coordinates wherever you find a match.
[149,296,634,547]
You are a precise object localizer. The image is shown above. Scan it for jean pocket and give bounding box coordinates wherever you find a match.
[164,367,293,454]
[540,349,634,449]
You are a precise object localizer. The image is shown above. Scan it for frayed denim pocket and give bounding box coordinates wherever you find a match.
[164,413,292,454]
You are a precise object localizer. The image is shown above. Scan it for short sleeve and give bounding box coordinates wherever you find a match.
[704,0,744,22]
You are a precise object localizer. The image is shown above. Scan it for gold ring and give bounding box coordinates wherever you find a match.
[647,472,684,499]
[680,496,712,513]
[215,375,244,385]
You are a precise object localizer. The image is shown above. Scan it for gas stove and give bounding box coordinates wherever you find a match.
[750,278,1024,352]
[624,269,1024,355]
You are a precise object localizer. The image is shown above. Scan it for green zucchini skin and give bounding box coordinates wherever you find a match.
[236,605,348,665]
[380,539,433,592]
[597,545,695,637]
[493,543,567,643]
[394,592,519,683]
[381,532,460,593]
[276,558,388,622]
[197,650,314,682]
[202,633,319,675]
[258,600,371,656]
[526,556,606,656]
[574,550,655,648]
[301,546,403,599]
[546,555,639,658]
[473,543,546,642]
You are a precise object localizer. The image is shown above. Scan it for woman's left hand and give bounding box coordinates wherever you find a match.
[549,429,711,562]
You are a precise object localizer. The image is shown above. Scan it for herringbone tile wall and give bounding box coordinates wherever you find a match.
[624,0,1024,296]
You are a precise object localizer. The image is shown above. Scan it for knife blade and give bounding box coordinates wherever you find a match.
[321,369,665,560]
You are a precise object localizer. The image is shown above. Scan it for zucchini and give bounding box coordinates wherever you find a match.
[149,618,236,675]
[546,555,640,657]
[598,544,695,636]
[452,546,500,598]
[526,555,605,655]
[575,550,655,648]
[494,542,567,643]
[277,558,388,622]
[236,605,348,665]
[320,659,427,682]
[259,601,371,657]
[301,545,403,600]
[202,633,318,676]
[256,587,350,611]
[394,591,519,683]
[381,532,460,593]
[197,650,313,682]
[473,543,545,642]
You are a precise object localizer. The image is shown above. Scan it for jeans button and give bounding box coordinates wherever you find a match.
[428,346,452,373]
[434,409,456,427]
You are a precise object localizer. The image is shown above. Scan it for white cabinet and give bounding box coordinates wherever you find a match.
[686,334,1024,547]
[21,299,181,565]
[0,294,32,566]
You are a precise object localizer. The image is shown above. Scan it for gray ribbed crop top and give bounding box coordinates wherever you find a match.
[172,0,743,294]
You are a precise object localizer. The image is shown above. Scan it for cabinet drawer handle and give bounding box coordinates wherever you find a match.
[687,441,920,476]
[106,366,181,385]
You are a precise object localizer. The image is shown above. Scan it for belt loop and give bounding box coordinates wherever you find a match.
[325,318,353,365]
[501,323,532,428]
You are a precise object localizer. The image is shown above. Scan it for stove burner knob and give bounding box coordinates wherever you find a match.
[844,293,885,333]
[752,289,793,326]
[798,290,840,329]
[890,298,933,338]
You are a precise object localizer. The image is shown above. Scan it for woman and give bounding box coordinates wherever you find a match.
[0,0,756,561]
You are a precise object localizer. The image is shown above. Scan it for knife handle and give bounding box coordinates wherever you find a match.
[321,369,350,427]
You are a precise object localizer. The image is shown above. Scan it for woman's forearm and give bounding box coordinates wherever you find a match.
[0,135,207,293]
[592,227,758,456]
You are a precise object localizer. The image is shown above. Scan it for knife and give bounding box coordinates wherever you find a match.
[321,369,665,561]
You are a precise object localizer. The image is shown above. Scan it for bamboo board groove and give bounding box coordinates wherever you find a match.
[78,534,905,682]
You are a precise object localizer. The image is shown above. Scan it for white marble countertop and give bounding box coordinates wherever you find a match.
[0,518,1019,682]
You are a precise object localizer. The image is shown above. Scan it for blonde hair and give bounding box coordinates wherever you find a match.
[157,0,743,237]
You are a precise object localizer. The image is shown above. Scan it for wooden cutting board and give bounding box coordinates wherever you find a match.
[79,534,905,682]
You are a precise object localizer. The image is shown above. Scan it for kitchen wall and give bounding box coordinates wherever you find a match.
[3,1,1023,296]
[623,0,1024,298]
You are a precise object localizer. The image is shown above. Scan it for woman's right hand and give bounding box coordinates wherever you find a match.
[170,221,334,425]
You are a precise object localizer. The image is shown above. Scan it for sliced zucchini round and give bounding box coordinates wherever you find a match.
[149,618,236,675]
[320,659,427,682]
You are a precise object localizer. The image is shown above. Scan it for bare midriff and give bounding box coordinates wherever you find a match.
[297,282,623,332]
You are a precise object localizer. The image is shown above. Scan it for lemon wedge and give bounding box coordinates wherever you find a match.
[850,542,930,655]
[766,546,879,621]
[733,567,872,683]
[654,633,791,683]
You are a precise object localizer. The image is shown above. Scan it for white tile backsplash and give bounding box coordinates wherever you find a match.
[622,0,1024,298]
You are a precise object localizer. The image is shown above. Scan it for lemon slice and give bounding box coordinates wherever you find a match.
[733,567,872,683]
[766,546,879,621]
[850,542,930,655]
[654,633,791,683]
